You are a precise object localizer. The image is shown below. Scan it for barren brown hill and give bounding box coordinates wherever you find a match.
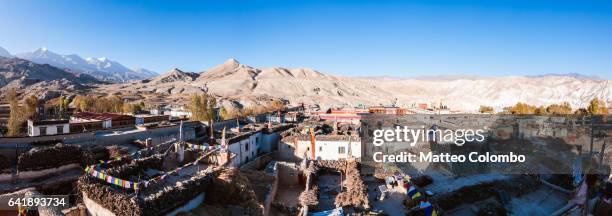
[98,58,611,112]
[0,57,101,99]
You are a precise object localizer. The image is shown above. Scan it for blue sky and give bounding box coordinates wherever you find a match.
[1,0,611,78]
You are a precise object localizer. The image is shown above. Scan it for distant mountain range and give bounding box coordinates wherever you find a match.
[0,47,11,58]
[0,46,157,83]
[1,44,610,111]
[0,57,101,99]
[97,58,611,112]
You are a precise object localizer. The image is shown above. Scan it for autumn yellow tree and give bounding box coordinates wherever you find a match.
[268,100,285,111]
[73,94,125,113]
[188,93,217,122]
[479,105,494,113]
[122,103,143,114]
[6,89,25,136]
[24,95,39,119]
[510,102,537,114]
[219,107,228,120]
[58,95,69,116]
[546,102,572,115]
[535,106,547,116]
[587,98,608,115]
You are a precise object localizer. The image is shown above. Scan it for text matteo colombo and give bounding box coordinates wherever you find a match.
[371,126,526,163]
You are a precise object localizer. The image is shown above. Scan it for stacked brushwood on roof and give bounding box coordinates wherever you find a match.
[299,185,319,207]
[139,170,214,215]
[263,123,296,134]
[314,160,369,210]
[316,160,345,170]
[206,168,264,216]
[304,161,319,176]
[78,162,216,216]
[17,143,88,171]
[105,154,164,182]
[333,160,369,209]
[78,175,142,216]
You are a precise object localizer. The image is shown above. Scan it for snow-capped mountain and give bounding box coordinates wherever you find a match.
[132,67,159,78]
[0,46,11,58]
[15,47,157,83]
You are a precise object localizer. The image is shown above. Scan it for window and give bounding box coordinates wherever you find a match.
[338,146,346,154]
[57,126,64,134]
[319,146,322,152]
[39,127,47,136]
[245,143,249,151]
[28,126,32,136]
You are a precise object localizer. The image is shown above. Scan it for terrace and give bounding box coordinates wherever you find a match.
[78,141,221,216]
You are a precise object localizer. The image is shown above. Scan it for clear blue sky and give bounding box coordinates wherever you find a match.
[1,0,611,78]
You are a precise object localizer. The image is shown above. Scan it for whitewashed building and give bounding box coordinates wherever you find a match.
[222,124,293,167]
[27,119,70,136]
[279,135,361,161]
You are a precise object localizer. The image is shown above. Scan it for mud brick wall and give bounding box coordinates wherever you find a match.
[17,144,86,171]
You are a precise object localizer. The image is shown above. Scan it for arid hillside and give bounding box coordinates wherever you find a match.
[97,58,611,112]
[0,57,101,100]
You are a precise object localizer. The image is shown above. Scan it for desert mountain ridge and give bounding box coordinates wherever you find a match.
[96,58,611,112]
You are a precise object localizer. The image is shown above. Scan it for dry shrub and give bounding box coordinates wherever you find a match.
[334,160,369,209]
[299,185,319,207]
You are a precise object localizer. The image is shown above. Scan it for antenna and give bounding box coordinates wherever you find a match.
[179,120,183,141]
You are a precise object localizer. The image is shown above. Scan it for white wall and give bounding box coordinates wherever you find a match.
[170,110,192,118]
[28,122,69,137]
[226,131,265,167]
[312,140,361,160]
[278,139,361,161]
[103,120,112,129]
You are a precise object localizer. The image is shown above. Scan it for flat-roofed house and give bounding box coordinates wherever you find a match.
[368,106,407,115]
[279,135,361,161]
[27,119,69,136]
[71,112,135,129]
[134,114,169,125]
